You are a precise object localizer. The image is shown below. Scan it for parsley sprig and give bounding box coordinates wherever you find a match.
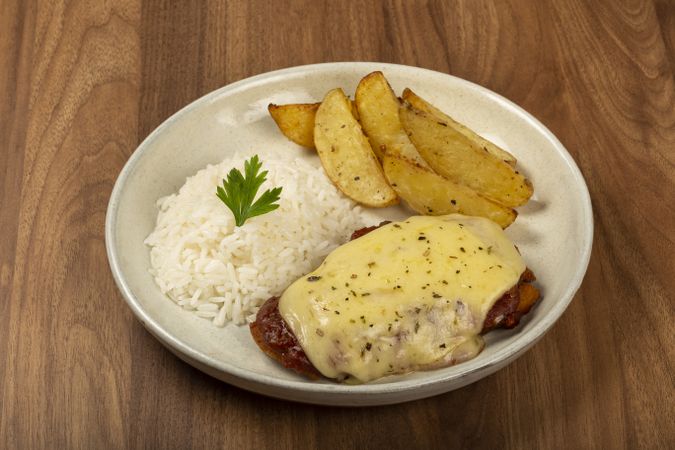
[216,155,282,227]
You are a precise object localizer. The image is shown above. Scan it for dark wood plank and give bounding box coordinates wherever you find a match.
[1,0,673,448]
[0,0,30,415]
[0,0,142,447]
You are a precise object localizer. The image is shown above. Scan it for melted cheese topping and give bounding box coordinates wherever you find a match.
[278,214,525,383]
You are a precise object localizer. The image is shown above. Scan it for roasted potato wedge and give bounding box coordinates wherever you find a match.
[383,153,516,228]
[400,104,533,207]
[314,88,398,207]
[401,88,517,166]
[268,103,319,148]
[269,101,360,148]
[355,72,429,167]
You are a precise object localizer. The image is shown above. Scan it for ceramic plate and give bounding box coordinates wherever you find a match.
[105,62,593,406]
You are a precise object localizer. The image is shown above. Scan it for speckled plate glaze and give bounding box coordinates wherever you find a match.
[105,63,593,406]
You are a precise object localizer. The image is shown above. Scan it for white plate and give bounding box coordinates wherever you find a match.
[105,62,593,406]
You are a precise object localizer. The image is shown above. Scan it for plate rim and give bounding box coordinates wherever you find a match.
[105,62,594,404]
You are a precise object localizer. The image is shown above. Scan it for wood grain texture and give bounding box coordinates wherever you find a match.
[1,0,673,448]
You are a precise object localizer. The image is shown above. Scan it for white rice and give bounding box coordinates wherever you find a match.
[145,148,368,325]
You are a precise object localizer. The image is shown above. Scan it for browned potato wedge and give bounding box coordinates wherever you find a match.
[402,88,517,166]
[383,154,516,228]
[268,103,319,148]
[355,72,429,167]
[400,104,533,207]
[314,88,398,207]
[269,101,359,148]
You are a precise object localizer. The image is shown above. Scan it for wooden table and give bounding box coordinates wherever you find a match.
[2,1,673,448]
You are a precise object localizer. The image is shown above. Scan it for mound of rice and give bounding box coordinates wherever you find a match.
[145,149,368,326]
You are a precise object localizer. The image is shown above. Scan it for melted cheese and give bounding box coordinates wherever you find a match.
[278,214,525,383]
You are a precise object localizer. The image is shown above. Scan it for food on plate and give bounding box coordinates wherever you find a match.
[215,155,282,227]
[355,71,429,166]
[268,101,360,148]
[313,88,398,207]
[266,71,534,227]
[250,214,539,383]
[268,103,319,148]
[143,70,546,388]
[401,88,517,166]
[145,148,367,326]
[400,104,533,207]
[383,154,516,228]
[146,72,539,332]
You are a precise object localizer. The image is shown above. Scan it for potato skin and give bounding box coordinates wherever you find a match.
[383,153,517,228]
[314,88,398,208]
[402,88,517,166]
[355,72,429,167]
[268,102,319,148]
[400,104,533,208]
[268,75,533,224]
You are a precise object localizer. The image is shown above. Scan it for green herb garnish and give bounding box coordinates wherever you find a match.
[216,155,282,227]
